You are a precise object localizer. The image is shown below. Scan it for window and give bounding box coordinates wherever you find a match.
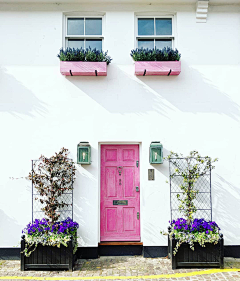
[65,17,103,50]
[137,17,174,49]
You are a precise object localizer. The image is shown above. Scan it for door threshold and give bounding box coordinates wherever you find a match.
[99,242,143,246]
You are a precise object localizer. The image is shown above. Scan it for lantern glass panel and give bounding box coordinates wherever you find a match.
[79,148,89,163]
[151,148,162,163]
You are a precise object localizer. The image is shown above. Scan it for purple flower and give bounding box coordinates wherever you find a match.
[169,218,220,235]
[22,217,79,236]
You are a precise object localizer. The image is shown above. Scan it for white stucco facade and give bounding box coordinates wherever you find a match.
[0,1,240,249]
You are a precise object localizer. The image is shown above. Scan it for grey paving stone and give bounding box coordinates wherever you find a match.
[0,257,239,280]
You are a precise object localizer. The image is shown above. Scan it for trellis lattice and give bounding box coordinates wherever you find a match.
[31,159,73,222]
[169,157,212,222]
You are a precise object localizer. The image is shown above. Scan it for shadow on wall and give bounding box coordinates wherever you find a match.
[213,175,240,244]
[0,209,22,247]
[138,61,240,121]
[73,154,97,246]
[0,66,47,117]
[66,64,173,118]
[67,62,240,120]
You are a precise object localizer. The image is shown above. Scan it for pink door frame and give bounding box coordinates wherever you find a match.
[100,144,140,242]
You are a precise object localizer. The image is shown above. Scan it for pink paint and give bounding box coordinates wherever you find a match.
[101,145,140,241]
[135,61,181,76]
[60,61,107,76]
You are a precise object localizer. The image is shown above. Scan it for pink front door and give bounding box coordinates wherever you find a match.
[100,145,140,241]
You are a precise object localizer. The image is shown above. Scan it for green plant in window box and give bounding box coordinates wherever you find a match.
[130,47,181,62]
[57,47,112,65]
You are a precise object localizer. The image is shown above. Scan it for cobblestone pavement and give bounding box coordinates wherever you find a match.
[0,257,240,280]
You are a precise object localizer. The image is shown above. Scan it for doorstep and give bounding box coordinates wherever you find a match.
[98,242,143,246]
[98,242,143,256]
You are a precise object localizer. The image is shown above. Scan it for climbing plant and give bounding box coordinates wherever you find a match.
[29,147,76,225]
[166,150,218,224]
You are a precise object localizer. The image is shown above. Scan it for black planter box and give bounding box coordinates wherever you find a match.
[168,234,224,269]
[21,235,75,271]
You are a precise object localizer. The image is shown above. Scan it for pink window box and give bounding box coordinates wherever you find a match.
[60,61,107,76]
[135,61,181,76]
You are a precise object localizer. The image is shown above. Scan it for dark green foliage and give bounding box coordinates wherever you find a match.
[57,48,112,65]
[130,47,181,62]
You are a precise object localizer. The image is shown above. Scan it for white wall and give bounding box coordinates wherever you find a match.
[0,2,240,248]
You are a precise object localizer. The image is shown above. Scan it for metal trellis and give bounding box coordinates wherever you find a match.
[169,157,212,222]
[31,159,74,222]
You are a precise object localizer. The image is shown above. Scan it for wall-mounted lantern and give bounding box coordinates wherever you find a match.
[149,141,163,164]
[77,142,91,164]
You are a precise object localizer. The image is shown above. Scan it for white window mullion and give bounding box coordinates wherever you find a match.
[84,17,86,35]
[154,17,156,36]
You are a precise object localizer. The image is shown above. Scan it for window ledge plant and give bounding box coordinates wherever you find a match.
[58,47,112,76]
[130,47,181,76]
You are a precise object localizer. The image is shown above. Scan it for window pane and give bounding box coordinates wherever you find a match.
[138,39,154,49]
[156,18,172,35]
[86,39,102,50]
[68,39,84,49]
[85,18,102,35]
[138,18,154,35]
[155,39,172,49]
[67,18,84,35]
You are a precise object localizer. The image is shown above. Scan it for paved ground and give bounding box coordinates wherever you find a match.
[0,257,240,280]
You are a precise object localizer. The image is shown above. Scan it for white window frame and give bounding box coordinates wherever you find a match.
[135,15,176,49]
[64,15,105,50]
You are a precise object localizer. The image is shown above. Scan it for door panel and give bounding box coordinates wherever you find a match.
[105,149,117,162]
[123,167,134,198]
[100,144,140,241]
[106,167,117,197]
[122,149,135,161]
[106,208,117,232]
[123,207,135,231]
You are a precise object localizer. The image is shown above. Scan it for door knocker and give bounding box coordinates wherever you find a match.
[117,166,123,176]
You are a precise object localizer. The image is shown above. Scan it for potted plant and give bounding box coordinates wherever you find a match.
[21,147,78,271]
[58,47,112,76]
[163,151,223,269]
[130,47,181,76]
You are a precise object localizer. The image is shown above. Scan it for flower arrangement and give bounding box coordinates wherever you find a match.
[168,218,221,256]
[22,218,79,257]
[57,47,112,65]
[166,151,218,223]
[130,47,181,62]
[162,151,220,255]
